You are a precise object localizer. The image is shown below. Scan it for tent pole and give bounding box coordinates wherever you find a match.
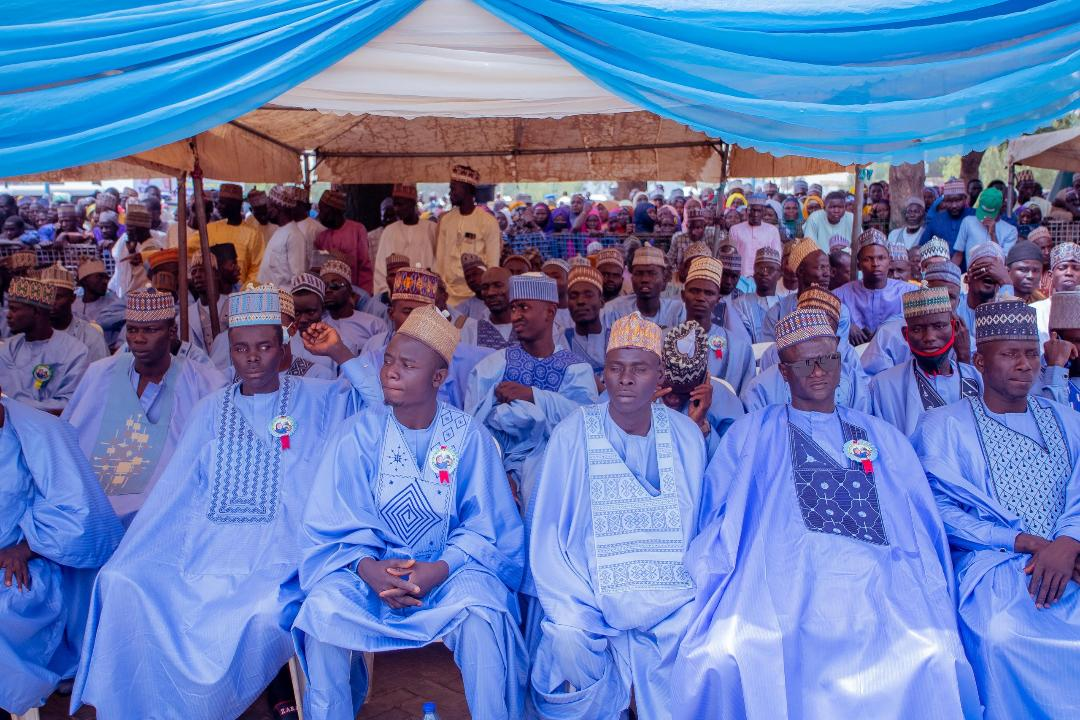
[1007,162,1016,215]
[849,165,865,282]
[189,139,221,337]
[176,172,190,343]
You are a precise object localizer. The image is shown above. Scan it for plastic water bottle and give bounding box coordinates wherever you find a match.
[421,701,441,720]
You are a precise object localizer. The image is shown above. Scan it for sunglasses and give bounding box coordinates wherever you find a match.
[326,281,350,291]
[782,352,841,377]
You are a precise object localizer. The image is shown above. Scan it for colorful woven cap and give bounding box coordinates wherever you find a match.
[1049,291,1080,331]
[661,320,708,385]
[460,253,486,272]
[787,238,821,273]
[268,185,297,208]
[923,261,962,286]
[319,258,352,281]
[5,250,37,271]
[148,248,179,272]
[279,290,295,320]
[77,259,107,280]
[8,276,55,309]
[291,272,325,300]
[755,246,782,265]
[392,183,418,201]
[797,286,841,324]
[228,284,282,327]
[596,248,624,270]
[509,272,559,303]
[126,289,175,323]
[857,228,887,254]
[716,245,742,270]
[1051,242,1080,271]
[631,244,666,268]
[684,241,713,263]
[319,189,346,211]
[450,164,481,187]
[685,256,724,291]
[919,238,951,263]
[125,203,152,229]
[397,303,460,365]
[567,265,603,292]
[775,308,838,351]
[974,300,1039,344]
[903,286,952,320]
[608,312,662,358]
[542,258,570,275]
[37,262,76,291]
[392,265,439,304]
[942,178,966,197]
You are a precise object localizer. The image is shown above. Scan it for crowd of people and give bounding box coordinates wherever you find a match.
[1,162,1079,720]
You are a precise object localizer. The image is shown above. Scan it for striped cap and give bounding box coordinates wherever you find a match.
[596,248,624,270]
[279,290,295,321]
[1051,242,1080,271]
[902,286,952,320]
[291,272,325,300]
[857,228,888,253]
[684,241,713,263]
[148,248,180,271]
[37,262,76,291]
[509,272,559,303]
[77,258,107,280]
[125,203,152,229]
[631,244,666,268]
[542,258,571,275]
[685,256,723,291]
[974,299,1038,343]
[567,266,603,292]
[797,286,841,324]
[1049,290,1080,331]
[392,266,439,304]
[397,303,459,364]
[716,245,742,271]
[386,253,411,267]
[787,238,821,272]
[969,241,1005,265]
[228,284,282,327]
[942,178,966,196]
[7,277,55,309]
[126,289,175,323]
[775,309,837,351]
[923,260,962,286]
[320,258,352,281]
[919,237,951,263]
[755,246,782,265]
[460,253,486,272]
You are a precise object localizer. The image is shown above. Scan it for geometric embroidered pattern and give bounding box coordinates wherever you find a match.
[586,403,692,595]
[970,397,1071,538]
[913,361,980,411]
[381,482,442,547]
[476,320,515,350]
[503,345,588,392]
[206,377,291,524]
[788,418,889,546]
[286,356,315,377]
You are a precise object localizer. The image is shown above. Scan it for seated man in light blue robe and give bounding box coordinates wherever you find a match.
[676,256,755,394]
[63,289,227,525]
[914,299,1080,720]
[72,284,356,720]
[319,258,387,355]
[870,286,982,436]
[731,246,784,343]
[743,288,871,413]
[1043,290,1080,410]
[601,245,684,330]
[833,228,917,345]
[529,313,707,720]
[673,308,980,720]
[40,262,110,363]
[72,259,126,349]
[456,267,519,352]
[293,305,526,720]
[465,273,598,506]
[760,238,852,344]
[0,277,89,413]
[0,394,123,717]
[561,265,609,382]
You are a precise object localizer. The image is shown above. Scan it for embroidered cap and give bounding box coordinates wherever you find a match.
[888,241,909,262]
[857,228,888,254]
[77,258,107,280]
[942,178,966,197]
[569,255,591,268]
[386,252,411,268]
[923,260,962,286]
[596,248,625,270]
[217,183,244,201]
[126,289,175,323]
[397,303,459,364]
[125,203,152,229]
[541,258,570,276]
[460,253,486,272]
[319,259,352,282]
[247,189,268,207]
[4,250,37,272]
[392,266,439,304]
[450,164,481,187]
[796,287,841,324]
[685,206,707,222]
[755,246,782,266]
[747,193,767,207]
[631,244,666,268]
[903,286,952,320]
[37,262,76,291]
[268,184,297,208]
[1027,226,1051,245]
[509,272,559,304]
[189,251,217,278]
[148,248,180,272]
[968,241,1005,266]
[7,277,55,309]
[291,272,325,300]
[974,300,1039,344]
[319,189,346,211]
[919,237,951,263]
[567,266,603,293]
[685,256,723,291]
[1049,291,1080,331]
[787,238,821,273]
[279,289,295,321]
[1051,242,1080,271]
[775,308,838,351]
[392,183,418,201]
[661,320,708,384]
[228,284,282,327]
[716,245,742,272]
[684,241,713,263]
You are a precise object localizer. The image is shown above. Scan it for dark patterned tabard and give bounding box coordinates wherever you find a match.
[787,417,890,546]
[476,319,516,350]
[502,346,588,392]
[913,361,979,411]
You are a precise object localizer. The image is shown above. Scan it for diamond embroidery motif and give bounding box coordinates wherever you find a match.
[381,482,442,547]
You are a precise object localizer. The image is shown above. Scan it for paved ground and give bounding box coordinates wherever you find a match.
[40,645,468,720]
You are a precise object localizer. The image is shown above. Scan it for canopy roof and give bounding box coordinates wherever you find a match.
[1008,126,1080,172]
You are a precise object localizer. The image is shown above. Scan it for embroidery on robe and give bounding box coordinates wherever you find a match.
[913,361,979,411]
[476,319,516,350]
[376,404,470,560]
[287,357,314,377]
[206,377,292,524]
[787,415,889,546]
[970,397,1071,538]
[585,404,692,595]
[502,346,588,392]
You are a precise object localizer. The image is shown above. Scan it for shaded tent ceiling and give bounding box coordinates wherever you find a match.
[1008,126,1080,173]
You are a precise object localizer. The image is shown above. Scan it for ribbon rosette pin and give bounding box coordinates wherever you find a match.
[843,438,878,474]
[269,415,297,451]
[707,334,725,359]
[32,363,52,390]
[428,444,459,484]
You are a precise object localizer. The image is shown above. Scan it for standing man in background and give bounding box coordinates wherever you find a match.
[436,166,501,307]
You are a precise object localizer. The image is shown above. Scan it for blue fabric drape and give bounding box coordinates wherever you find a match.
[0,0,422,176]
[476,0,1080,163]
[0,1,1077,175]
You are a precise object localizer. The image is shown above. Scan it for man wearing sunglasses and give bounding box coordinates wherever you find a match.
[869,286,982,436]
[673,307,978,718]
[318,259,388,356]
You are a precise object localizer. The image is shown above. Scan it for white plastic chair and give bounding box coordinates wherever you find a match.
[854,342,870,358]
[751,341,773,365]
[12,709,40,720]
